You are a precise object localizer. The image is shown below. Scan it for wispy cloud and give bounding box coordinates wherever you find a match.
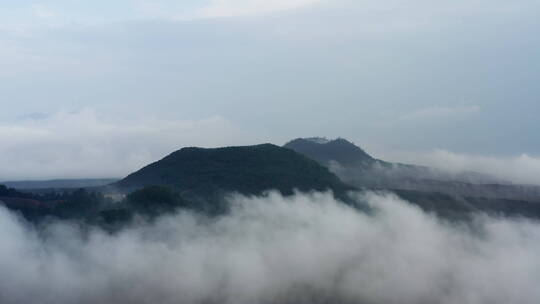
[398,105,481,121]
[380,148,540,185]
[0,109,255,181]
[2,191,540,303]
[31,4,57,18]
[177,0,321,20]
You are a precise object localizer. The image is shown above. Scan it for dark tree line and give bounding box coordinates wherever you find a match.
[0,184,197,230]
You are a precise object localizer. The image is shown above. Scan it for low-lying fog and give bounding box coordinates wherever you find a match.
[2,191,540,304]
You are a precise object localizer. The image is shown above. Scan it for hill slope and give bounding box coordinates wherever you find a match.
[2,178,119,190]
[4,144,356,223]
[284,137,376,167]
[284,138,503,187]
[284,137,540,204]
[115,144,353,200]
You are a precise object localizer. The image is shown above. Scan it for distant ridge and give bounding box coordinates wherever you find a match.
[4,140,540,223]
[285,137,540,203]
[284,137,375,167]
[2,144,357,222]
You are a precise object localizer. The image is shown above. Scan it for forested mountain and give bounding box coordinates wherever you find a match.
[284,137,540,201]
[284,137,540,219]
[2,144,355,224]
[1,178,119,190]
[4,140,540,226]
[115,144,352,196]
[284,137,376,167]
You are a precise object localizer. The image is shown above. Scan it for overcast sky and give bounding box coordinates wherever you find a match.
[1,0,539,180]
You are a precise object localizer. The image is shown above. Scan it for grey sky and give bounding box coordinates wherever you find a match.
[1,0,539,180]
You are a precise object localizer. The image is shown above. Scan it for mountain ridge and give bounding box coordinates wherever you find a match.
[284,137,540,202]
[284,137,377,167]
[114,143,354,202]
[4,140,540,223]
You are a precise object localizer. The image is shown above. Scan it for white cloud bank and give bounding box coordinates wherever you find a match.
[398,105,481,121]
[31,4,57,18]
[0,109,255,181]
[2,191,540,303]
[381,149,540,185]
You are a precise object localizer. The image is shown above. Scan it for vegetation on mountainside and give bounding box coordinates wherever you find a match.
[116,144,353,199]
[284,138,375,167]
[4,140,540,228]
[2,144,356,226]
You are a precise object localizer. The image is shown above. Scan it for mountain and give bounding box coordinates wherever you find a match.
[114,144,354,203]
[284,137,424,183]
[284,137,376,167]
[3,144,356,224]
[4,140,540,224]
[284,137,540,203]
[284,137,477,180]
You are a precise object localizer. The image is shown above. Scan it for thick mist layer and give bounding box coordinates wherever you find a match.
[0,109,254,180]
[2,191,540,304]
[379,149,540,185]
